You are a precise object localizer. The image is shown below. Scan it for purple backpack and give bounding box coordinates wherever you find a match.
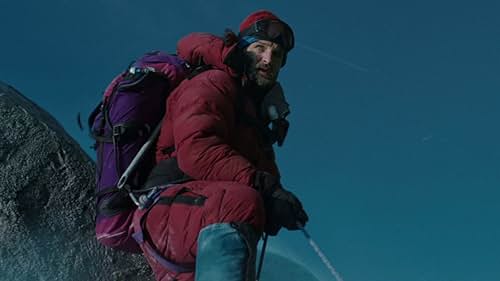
[88,51,190,252]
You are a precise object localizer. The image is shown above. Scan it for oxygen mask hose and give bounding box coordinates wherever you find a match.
[296,222,345,281]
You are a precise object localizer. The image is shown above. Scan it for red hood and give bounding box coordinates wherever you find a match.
[177,33,240,77]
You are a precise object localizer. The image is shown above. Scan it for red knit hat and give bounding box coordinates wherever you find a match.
[239,10,280,34]
[238,10,295,53]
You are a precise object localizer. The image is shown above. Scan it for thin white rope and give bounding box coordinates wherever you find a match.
[298,223,345,281]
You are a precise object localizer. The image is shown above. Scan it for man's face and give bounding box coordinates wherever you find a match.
[245,40,285,89]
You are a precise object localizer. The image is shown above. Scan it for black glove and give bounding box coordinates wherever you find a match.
[264,188,308,235]
[253,171,309,236]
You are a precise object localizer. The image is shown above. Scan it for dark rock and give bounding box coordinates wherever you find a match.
[0,82,153,281]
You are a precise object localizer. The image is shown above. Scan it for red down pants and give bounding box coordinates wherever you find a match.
[132,180,266,281]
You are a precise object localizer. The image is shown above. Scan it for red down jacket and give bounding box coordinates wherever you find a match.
[134,33,281,281]
[156,32,280,184]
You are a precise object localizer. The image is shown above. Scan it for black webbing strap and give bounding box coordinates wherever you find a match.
[186,64,212,80]
[91,122,151,143]
[156,194,207,206]
[91,133,113,143]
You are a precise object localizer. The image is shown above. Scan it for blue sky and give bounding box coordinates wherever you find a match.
[1,1,499,280]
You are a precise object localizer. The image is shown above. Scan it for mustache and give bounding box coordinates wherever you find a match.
[256,62,273,70]
[256,64,275,74]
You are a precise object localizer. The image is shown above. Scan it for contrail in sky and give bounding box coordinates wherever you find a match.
[297,42,369,72]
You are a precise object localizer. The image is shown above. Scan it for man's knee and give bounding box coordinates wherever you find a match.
[217,183,265,232]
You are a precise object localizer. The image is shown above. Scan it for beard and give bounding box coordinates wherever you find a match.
[243,52,279,91]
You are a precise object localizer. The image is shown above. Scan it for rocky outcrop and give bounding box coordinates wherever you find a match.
[0,82,153,281]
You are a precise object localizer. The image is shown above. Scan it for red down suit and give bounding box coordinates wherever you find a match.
[133,33,280,281]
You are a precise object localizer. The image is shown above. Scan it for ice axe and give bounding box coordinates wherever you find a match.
[117,121,163,206]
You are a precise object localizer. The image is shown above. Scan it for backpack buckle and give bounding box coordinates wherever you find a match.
[112,124,127,142]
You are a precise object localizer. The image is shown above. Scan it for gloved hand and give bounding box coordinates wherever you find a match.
[264,188,308,235]
[253,171,309,236]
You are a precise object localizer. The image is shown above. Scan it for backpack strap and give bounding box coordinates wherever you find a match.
[186,64,212,80]
[156,194,206,206]
[90,122,152,143]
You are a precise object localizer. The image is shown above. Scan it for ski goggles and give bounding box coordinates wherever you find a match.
[240,19,295,52]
